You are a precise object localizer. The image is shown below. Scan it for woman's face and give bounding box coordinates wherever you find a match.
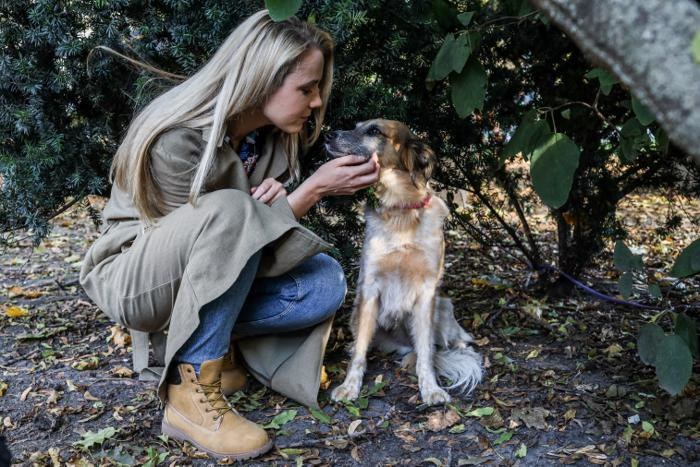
[262,48,324,134]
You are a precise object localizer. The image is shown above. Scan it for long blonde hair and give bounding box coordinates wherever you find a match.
[111,10,334,220]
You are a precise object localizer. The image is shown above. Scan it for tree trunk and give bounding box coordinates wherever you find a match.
[529,0,700,165]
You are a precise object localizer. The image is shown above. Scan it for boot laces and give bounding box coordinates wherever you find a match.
[195,378,233,420]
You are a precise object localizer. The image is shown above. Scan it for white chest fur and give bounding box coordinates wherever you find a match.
[358,196,449,327]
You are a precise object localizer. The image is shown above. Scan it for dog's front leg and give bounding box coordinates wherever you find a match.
[412,293,451,405]
[331,294,379,402]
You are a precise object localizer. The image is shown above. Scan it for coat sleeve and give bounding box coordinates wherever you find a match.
[150,128,203,216]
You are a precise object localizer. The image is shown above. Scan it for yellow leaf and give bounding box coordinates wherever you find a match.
[564,408,576,421]
[526,349,540,360]
[108,325,131,347]
[604,343,623,358]
[7,286,42,299]
[0,381,7,397]
[111,366,134,378]
[319,365,330,390]
[5,305,29,318]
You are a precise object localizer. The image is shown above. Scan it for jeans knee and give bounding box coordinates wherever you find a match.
[307,253,347,316]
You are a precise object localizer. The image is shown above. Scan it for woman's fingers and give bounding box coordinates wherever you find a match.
[252,178,286,205]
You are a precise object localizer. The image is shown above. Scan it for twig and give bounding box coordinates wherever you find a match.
[1,348,41,366]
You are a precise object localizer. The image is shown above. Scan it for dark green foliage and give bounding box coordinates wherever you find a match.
[1,0,699,284]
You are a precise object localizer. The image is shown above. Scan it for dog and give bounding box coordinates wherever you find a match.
[324,119,483,405]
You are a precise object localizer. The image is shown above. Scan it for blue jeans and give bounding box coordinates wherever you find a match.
[174,252,347,371]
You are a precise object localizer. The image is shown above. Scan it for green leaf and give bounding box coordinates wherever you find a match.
[263,409,297,430]
[344,403,361,417]
[642,420,655,434]
[655,334,693,396]
[515,443,527,458]
[265,0,302,21]
[431,0,461,31]
[529,133,580,209]
[670,238,700,278]
[309,407,332,424]
[428,33,480,81]
[73,427,118,450]
[466,406,494,417]
[429,34,457,81]
[457,11,474,26]
[502,110,551,162]
[449,423,466,434]
[585,68,618,95]
[692,30,700,64]
[648,283,662,299]
[613,240,644,272]
[619,272,634,299]
[619,118,646,163]
[638,323,665,366]
[631,96,655,126]
[675,313,699,358]
[494,430,514,445]
[654,127,669,154]
[560,109,571,120]
[450,59,487,118]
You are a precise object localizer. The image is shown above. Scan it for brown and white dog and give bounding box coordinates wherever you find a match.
[325,119,482,405]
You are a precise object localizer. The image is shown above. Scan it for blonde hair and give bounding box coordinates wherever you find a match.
[111,10,334,221]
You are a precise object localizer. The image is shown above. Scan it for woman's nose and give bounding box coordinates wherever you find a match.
[310,91,322,109]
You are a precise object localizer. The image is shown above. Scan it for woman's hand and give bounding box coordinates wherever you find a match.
[251,178,287,205]
[287,154,380,219]
[310,154,380,197]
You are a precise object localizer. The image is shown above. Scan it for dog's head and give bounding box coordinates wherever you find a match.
[324,119,437,186]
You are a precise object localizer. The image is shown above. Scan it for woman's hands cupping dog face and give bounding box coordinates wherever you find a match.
[312,153,380,197]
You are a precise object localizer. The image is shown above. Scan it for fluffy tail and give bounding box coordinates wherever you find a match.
[434,346,483,394]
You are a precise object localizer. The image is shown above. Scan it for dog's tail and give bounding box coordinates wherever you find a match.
[434,346,483,394]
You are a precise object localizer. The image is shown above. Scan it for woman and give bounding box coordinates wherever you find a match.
[79,10,379,460]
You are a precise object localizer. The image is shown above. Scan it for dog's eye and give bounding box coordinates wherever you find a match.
[366,127,382,137]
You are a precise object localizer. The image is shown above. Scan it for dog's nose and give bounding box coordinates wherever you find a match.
[324,131,338,142]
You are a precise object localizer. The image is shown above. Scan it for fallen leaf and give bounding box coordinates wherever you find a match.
[320,365,330,391]
[71,356,100,371]
[108,325,131,347]
[111,366,134,378]
[84,390,100,401]
[467,406,494,418]
[427,409,460,431]
[604,343,623,358]
[72,427,118,450]
[5,305,29,318]
[525,349,540,360]
[0,382,7,397]
[20,385,33,401]
[515,443,527,458]
[348,419,363,436]
[564,409,576,422]
[7,286,43,299]
[510,407,550,430]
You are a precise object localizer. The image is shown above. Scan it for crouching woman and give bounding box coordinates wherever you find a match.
[79,10,378,461]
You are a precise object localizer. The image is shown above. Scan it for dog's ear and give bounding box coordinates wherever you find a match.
[407,138,437,184]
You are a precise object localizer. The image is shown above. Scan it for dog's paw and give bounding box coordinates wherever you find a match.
[331,381,361,402]
[421,386,451,405]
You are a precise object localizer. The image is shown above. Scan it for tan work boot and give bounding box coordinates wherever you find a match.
[221,345,247,396]
[161,357,272,460]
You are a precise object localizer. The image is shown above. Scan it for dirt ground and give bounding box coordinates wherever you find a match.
[1,192,699,466]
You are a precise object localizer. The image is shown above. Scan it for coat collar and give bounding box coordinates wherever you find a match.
[200,126,226,148]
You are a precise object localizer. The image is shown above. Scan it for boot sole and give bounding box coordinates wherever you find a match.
[162,419,273,461]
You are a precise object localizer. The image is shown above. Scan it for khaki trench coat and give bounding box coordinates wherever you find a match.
[79,126,334,408]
